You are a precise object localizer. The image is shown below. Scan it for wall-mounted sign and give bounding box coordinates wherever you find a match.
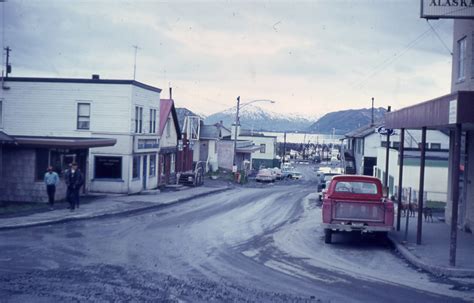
[449,99,458,124]
[137,138,159,150]
[376,127,395,136]
[421,0,474,19]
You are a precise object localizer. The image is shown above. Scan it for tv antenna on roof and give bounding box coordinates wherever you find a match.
[132,45,141,80]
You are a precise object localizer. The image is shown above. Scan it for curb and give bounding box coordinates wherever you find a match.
[388,234,474,278]
[0,187,232,231]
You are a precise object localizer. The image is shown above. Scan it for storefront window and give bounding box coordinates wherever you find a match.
[95,156,122,179]
[132,156,140,179]
[35,149,50,181]
[149,155,156,176]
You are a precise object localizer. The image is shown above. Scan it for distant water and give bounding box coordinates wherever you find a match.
[262,131,343,144]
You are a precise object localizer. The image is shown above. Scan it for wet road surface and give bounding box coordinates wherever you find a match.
[0,173,473,302]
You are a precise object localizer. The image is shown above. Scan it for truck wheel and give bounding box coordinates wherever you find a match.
[324,229,332,244]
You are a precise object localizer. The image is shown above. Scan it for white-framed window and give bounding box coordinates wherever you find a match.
[458,37,467,81]
[132,156,140,179]
[170,153,176,173]
[260,144,266,153]
[149,154,156,177]
[149,109,157,133]
[77,102,91,130]
[135,106,143,133]
[0,99,3,128]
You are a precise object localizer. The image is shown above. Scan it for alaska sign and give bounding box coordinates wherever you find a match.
[421,0,474,19]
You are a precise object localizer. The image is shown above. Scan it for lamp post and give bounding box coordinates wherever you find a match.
[232,97,276,173]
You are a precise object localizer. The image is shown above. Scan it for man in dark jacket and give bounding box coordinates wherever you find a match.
[67,162,84,211]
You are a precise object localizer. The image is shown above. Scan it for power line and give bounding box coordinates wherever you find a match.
[426,19,452,56]
[350,25,436,90]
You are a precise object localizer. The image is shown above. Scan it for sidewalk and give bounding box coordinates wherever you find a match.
[389,214,474,277]
[0,185,231,231]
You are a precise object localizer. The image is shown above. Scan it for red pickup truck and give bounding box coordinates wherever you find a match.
[322,175,394,244]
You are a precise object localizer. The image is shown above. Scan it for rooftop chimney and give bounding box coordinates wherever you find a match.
[92,74,100,80]
[169,87,173,99]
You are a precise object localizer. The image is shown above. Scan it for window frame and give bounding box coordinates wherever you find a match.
[77,102,91,130]
[149,154,156,177]
[132,155,141,179]
[149,109,157,133]
[170,153,176,174]
[260,143,266,153]
[458,36,467,81]
[94,156,122,179]
[135,106,143,133]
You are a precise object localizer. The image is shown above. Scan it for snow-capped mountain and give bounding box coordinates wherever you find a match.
[204,105,317,132]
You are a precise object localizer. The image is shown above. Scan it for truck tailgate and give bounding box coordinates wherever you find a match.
[333,200,386,222]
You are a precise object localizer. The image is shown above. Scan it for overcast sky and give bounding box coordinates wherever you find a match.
[2,0,453,117]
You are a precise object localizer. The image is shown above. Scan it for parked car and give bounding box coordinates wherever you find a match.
[322,175,394,244]
[317,172,340,192]
[272,167,283,180]
[255,169,276,182]
[318,180,332,201]
[178,161,205,187]
[291,172,303,180]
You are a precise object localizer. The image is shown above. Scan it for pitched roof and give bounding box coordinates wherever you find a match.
[344,122,383,138]
[159,99,181,138]
[200,124,220,140]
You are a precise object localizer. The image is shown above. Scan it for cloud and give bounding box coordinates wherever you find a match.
[2,0,453,117]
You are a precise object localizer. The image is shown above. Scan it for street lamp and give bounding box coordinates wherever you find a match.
[232,97,276,172]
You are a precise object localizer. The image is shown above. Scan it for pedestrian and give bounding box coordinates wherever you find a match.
[64,163,72,207]
[44,166,59,210]
[67,162,84,211]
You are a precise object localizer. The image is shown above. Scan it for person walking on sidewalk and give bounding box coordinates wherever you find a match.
[44,166,59,210]
[67,162,84,211]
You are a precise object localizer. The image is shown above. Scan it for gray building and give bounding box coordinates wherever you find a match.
[386,19,474,266]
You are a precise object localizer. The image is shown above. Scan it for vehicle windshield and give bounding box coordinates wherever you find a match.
[334,181,378,194]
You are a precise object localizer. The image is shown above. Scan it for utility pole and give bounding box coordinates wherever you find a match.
[132,45,141,80]
[233,96,241,169]
[4,46,11,77]
[384,105,391,194]
[371,97,375,126]
[283,131,287,163]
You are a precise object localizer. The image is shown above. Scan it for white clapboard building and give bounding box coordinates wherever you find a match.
[0,75,162,201]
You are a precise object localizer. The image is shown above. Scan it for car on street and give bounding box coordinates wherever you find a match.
[291,171,303,180]
[255,168,276,182]
[317,171,341,192]
[271,167,284,180]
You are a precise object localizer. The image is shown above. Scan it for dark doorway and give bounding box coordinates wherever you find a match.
[363,157,377,176]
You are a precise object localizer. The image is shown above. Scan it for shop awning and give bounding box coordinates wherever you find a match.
[11,136,116,148]
[385,91,474,129]
[0,131,16,144]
